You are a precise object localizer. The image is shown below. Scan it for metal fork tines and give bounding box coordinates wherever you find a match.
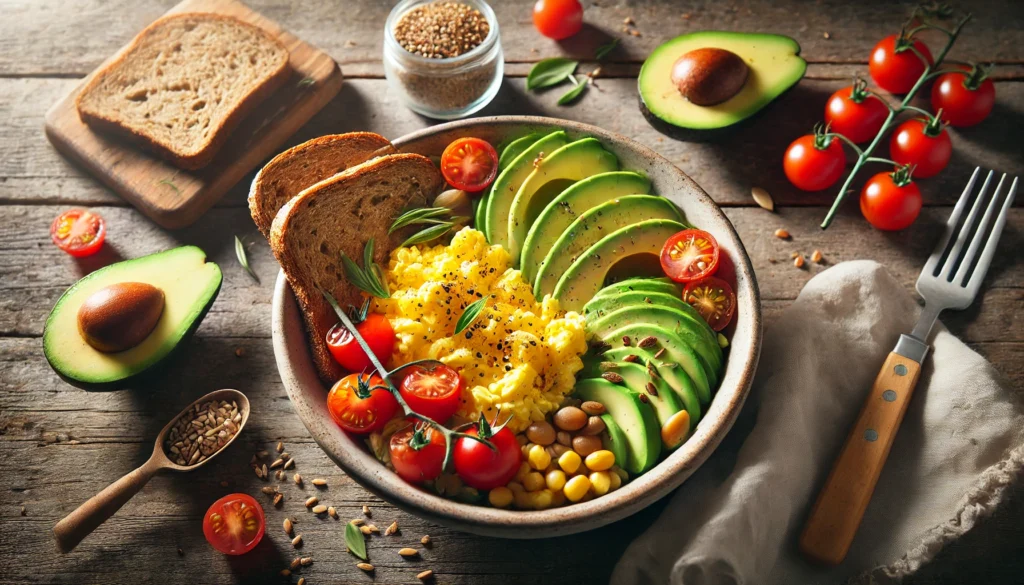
[911,167,1018,346]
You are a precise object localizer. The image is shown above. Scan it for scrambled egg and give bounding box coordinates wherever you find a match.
[372,228,588,432]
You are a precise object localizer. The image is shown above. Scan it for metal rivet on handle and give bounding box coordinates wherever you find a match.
[864,429,878,442]
[882,390,897,402]
[894,364,908,376]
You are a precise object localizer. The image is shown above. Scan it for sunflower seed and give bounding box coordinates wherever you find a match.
[328,506,338,518]
[417,569,434,581]
[284,518,293,535]
[399,548,419,557]
[270,458,285,469]
[297,578,306,585]
[312,505,327,514]
[312,478,327,487]
[284,459,295,470]
[276,470,285,480]
[752,187,775,211]
[359,525,372,535]
[357,563,374,572]
[276,441,284,452]
[253,465,264,479]
[367,524,379,533]
[385,521,398,535]
[261,486,277,495]
[362,505,371,516]
[273,493,284,507]
[305,496,318,507]
[294,473,303,486]
[291,534,303,547]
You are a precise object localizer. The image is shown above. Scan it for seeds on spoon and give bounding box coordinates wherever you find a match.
[164,399,241,467]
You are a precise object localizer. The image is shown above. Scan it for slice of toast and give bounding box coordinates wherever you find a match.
[76,13,290,170]
[270,154,445,383]
[249,133,395,238]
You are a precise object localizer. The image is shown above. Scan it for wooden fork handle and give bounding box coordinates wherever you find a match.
[799,351,922,565]
[53,456,160,553]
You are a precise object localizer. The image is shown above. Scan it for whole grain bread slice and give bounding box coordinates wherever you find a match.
[76,13,290,170]
[270,153,444,383]
[249,133,395,238]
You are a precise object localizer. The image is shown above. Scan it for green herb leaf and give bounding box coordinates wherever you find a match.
[526,58,578,90]
[454,296,488,335]
[234,236,259,282]
[341,239,390,299]
[558,76,588,105]
[297,77,316,87]
[345,521,367,560]
[157,178,181,195]
[401,223,454,247]
[594,38,620,60]
[389,207,453,234]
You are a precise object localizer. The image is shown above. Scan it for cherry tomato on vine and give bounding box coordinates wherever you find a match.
[327,373,399,434]
[326,302,395,373]
[869,34,933,94]
[50,209,106,257]
[682,276,736,332]
[440,137,499,193]
[399,363,463,423]
[931,64,996,127]
[202,493,265,555]
[889,117,951,178]
[453,415,521,490]
[660,229,720,283]
[390,424,447,484]
[532,0,584,40]
[783,132,846,192]
[860,168,922,231]
[824,81,889,143]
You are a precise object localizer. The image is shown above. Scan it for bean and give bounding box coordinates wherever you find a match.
[526,421,556,446]
[553,406,587,431]
[549,443,571,457]
[572,435,602,457]
[556,431,572,446]
[580,416,605,436]
[580,401,605,416]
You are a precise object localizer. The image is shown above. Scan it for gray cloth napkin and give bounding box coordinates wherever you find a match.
[612,260,1024,585]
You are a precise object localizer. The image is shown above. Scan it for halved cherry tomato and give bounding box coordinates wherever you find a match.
[390,424,447,484]
[860,168,922,231]
[683,276,736,332]
[931,64,995,127]
[453,415,521,490]
[824,81,889,143]
[202,493,265,555]
[399,363,463,423]
[869,34,933,94]
[440,138,499,193]
[532,0,584,40]
[327,373,399,434]
[783,132,846,192]
[660,229,720,283]
[889,117,951,178]
[50,209,106,257]
[327,309,395,373]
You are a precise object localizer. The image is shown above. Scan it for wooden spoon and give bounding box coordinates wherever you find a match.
[53,388,250,553]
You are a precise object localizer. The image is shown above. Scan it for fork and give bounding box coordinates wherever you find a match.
[798,168,1019,566]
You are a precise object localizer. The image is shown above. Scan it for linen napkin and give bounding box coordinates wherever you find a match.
[612,260,1024,585]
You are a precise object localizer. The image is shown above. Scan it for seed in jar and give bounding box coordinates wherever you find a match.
[553,406,587,431]
[580,401,605,416]
[526,421,556,445]
[572,435,603,457]
[394,2,491,59]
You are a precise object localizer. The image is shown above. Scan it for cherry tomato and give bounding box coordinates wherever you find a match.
[50,209,106,257]
[783,133,846,192]
[682,277,736,332]
[390,424,447,484]
[453,416,521,490]
[399,363,463,423]
[327,312,395,373]
[860,169,922,231]
[440,138,499,193]
[660,229,720,283]
[869,34,933,94]
[931,64,996,127]
[889,118,951,178]
[327,373,399,434]
[202,493,265,555]
[532,0,584,40]
[824,83,889,143]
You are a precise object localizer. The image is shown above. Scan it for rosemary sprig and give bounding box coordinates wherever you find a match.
[390,206,466,247]
[234,236,259,282]
[156,178,181,195]
[340,239,389,299]
[595,38,620,60]
[402,223,457,247]
[454,296,489,335]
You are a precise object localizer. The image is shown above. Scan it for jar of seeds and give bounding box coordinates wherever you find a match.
[384,0,503,119]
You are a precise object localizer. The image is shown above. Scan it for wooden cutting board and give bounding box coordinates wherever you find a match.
[44,0,343,229]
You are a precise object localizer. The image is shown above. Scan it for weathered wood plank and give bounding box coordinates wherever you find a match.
[4,78,1023,208]
[1,0,1022,77]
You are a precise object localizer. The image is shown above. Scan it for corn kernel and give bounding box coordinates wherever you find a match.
[550,489,566,507]
[514,461,531,482]
[558,450,582,474]
[660,410,691,450]
[521,444,531,458]
[523,471,545,492]
[589,471,612,496]
[514,489,533,509]
[506,481,524,493]
[545,469,567,491]
[585,450,615,471]
[528,444,551,470]
[533,489,554,510]
[608,470,622,491]
[564,475,591,502]
[489,486,513,508]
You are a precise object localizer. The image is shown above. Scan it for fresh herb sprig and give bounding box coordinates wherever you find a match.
[340,239,390,299]
[454,296,489,335]
[389,206,467,247]
[525,37,619,106]
[234,236,259,282]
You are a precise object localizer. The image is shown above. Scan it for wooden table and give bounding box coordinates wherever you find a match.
[2,1,1022,583]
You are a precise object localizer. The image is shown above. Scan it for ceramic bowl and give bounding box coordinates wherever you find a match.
[272,116,762,538]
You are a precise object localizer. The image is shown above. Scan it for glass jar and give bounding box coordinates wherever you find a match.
[383,0,503,120]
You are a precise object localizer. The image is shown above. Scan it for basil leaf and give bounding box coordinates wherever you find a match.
[526,58,578,90]
[594,38,619,60]
[401,223,454,247]
[234,236,259,282]
[454,296,489,335]
[557,77,588,105]
[345,521,367,560]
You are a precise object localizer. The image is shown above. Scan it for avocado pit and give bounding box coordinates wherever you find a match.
[77,282,165,353]
[670,47,749,106]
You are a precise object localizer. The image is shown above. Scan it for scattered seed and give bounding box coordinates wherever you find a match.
[360,525,372,535]
[794,255,806,268]
[357,563,375,572]
[312,478,327,487]
[638,336,657,349]
[284,518,293,535]
[276,470,285,480]
[399,547,419,557]
[300,557,313,566]
[622,335,631,346]
[261,486,277,495]
[21,506,27,516]
[257,450,269,459]
[305,496,319,508]
[273,493,284,507]
[297,578,306,585]
[280,569,291,577]
[292,534,303,547]
[790,251,801,259]
[350,518,365,526]
[601,372,624,384]
[312,505,328,514]
[774,228,790,239]
[261,464,268,478]
[276,441,284,452]
[823,31,832,39]
[622,354,639,363]
[284,459,295,470]
[628,28,641,37]
[328,506,338,518]
[177,547,183,556]
[281,452,291,459]
[752,187,775,211]
[421,535,432,546]
[254,466,264,479]
[234,347,245,357]
[290,557,302,570]
[654,348,666,359]
[385,521,399,535]
[645,382,659,397]
[270,458,285,469]
[294,473,303,486]
[811,249,824,263]
[623,16,634,25]
[368,524,380,533]
[417,569,434,581]
[362,505,371,516]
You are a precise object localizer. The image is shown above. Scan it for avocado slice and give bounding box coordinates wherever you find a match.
[605,362,682,438]
[553,219,685,313]
[485,131,568,249]
[583,348,701,429]
[520,171,652,285]
[585,290,690,321]
[639,31,806,139]
[573,378,660,474]
[589,277,681,303]
[603,323,712,405]
[506,138,618,264]
[534,195,684,299]
[43,246,222,390]
[600,413,630,472]
[498,132,544,172]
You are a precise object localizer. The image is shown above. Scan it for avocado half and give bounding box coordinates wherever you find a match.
[638,31,806,141]
[43,246,222,390]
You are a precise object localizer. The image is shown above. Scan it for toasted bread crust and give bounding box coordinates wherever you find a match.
[75,13,291,170]
[270,153,444,384]
[249,133,395,238]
